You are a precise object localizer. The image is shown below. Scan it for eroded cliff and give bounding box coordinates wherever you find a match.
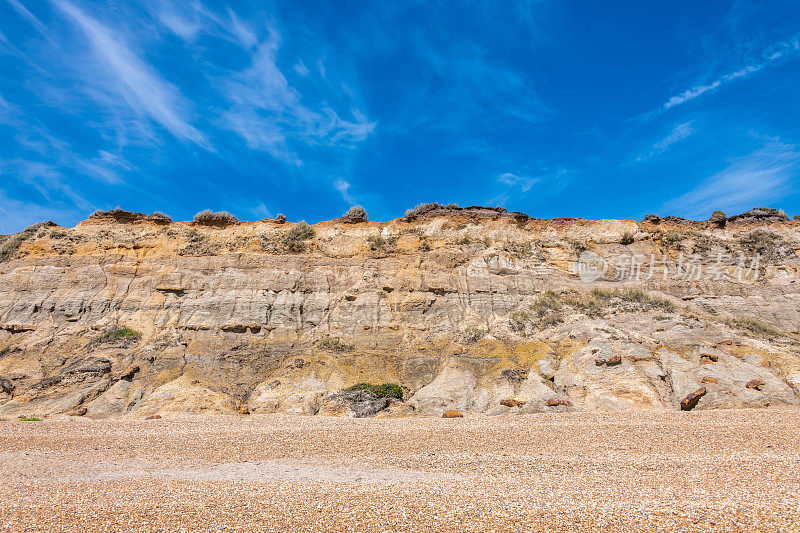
[1,206,799,418]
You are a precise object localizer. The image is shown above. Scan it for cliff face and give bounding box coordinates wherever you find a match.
[1,209,800,418]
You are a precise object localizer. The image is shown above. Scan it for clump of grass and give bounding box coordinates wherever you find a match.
[179,230,220,256]
[102,327,141,341]
[318,335,353,352]
[0,222,53,261]
[739,230,791,264]
[662,231,685,249]
[367,234,397,252]
[589,287,675,312]
[562,292,606,318]
[193,210,238,227]
[346,382,403,400]
[571,240,590,256]
[727,316,783,338]
[419,236,431,252]
[620,232,635,245]
[283,222,314,252]
[510,290,565,332]
[512,288,675,332]
[462,326,486,342]
[456,234,472,246]
[18,416,42,422]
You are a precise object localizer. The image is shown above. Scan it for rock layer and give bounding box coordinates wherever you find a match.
[1,211,799,417]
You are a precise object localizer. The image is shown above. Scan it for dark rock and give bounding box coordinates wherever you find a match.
[606,355,622,366]
[62,357,112,376]
[701,376,719,384]
[67,407,87,416]
[323,388,392,418]
[728,207,789,223]
[119,365,140,381]
[500,399,525,408]
[442,410,464,418]
[546,398,561,407]
[680,387,707,411]
[0,376,14,395]
[500,369,525,382]
[288,358,307,369]
[746,378,765,390]
[145,415,161,420]
[643,214,661,223]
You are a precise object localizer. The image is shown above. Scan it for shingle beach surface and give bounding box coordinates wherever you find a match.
[1,410,799,532]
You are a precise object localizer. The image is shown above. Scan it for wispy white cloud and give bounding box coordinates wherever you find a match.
[663,37,800,110]
[497,172,538,193]
[293,60,310,77]
[51,0,208,148]
[4,0,50,37]
[221,31,375,164]
[661,138,800,219]
[635,121,695,162]
[334,178,356,204]
[225,7,257,49]
[0,159,93,210]
[491,168,567,206]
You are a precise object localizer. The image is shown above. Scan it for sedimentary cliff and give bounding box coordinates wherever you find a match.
[1,206,799,418]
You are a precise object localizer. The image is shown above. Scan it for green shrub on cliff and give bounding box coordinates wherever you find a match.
[283,222,315,252]
[346,382,403,400]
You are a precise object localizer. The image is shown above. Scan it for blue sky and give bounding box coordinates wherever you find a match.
[1,0,800,232]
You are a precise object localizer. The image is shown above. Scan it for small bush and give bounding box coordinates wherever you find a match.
[18,416,42,422]
[405,203,442,221]
[367,235,385,250]
[710,210,727,227]
[571,240,590,256]
[149,211,172,223]
[419,237,431,252]
[661,231,685,249]
[340,205,368,223]
[346,382,403,400]
[283,222,314,252]
[193,210,238,226]
[102,327,141,341]
[620,232,635,245]
[368,234,397,253]
[318,335,353,352]
[739,230,790,263]
[274,214,286,224]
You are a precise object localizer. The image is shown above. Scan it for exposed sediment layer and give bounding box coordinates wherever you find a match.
[1,209,799,417]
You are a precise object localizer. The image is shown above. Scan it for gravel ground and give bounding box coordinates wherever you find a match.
[1,410,799,532]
